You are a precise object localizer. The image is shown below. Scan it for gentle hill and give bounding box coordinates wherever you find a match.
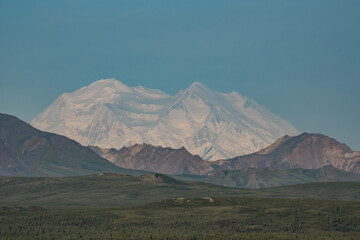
[176,166,360,189]
[214,133,360,173]
[90,144,214,175]
[1,174,359,208]
[0,173,250,207]
[0,113,143,177]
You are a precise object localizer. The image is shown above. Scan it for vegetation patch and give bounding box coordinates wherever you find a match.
[1,197,359,239]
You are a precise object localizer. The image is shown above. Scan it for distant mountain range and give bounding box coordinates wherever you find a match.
[92,133,360,175]
[31,78,299,160]
[1,112,359,190]
[0,113,141,177]
[175,166,360,189]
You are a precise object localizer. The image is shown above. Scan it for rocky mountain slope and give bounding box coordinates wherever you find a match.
[214,133,360,173]
[90,144,213,175]
[91,133,360,176]
[31,78,299,160]
[0,113,138,177]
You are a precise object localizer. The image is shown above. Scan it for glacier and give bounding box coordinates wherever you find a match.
[31,78,300,160]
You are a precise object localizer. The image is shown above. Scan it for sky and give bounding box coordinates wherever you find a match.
[0,0,360,150]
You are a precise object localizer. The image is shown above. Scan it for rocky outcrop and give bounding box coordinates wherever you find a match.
[90,144,214,175]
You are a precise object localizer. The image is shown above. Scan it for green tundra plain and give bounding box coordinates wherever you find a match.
[0,174,360,239]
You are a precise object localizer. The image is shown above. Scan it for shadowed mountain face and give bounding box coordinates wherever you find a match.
[213,133,360,174]
[90,144,214,175]
[0,113,134,177]
[178,166,360,189]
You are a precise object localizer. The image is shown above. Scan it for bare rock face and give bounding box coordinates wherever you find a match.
[89,144,214,175]
[214,133,360,174]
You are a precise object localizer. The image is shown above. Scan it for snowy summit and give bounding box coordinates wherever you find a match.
[31,79,300,160]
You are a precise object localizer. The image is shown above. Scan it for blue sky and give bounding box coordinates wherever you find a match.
[0,0,360,150]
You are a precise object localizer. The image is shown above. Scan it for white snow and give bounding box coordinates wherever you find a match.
[31,78,300,160]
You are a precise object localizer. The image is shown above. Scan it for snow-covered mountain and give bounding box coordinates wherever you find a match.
[31,79,300,160]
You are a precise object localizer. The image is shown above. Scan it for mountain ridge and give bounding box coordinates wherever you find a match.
[0,113,142,177]
[91,132,360,175]
[89,143,213,175]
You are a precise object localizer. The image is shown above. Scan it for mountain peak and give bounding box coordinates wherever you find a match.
[88,78,132,93]
[253,133,359,172]
[92,78,123,85]
[189,81,206,88]
[187,81,211,93]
